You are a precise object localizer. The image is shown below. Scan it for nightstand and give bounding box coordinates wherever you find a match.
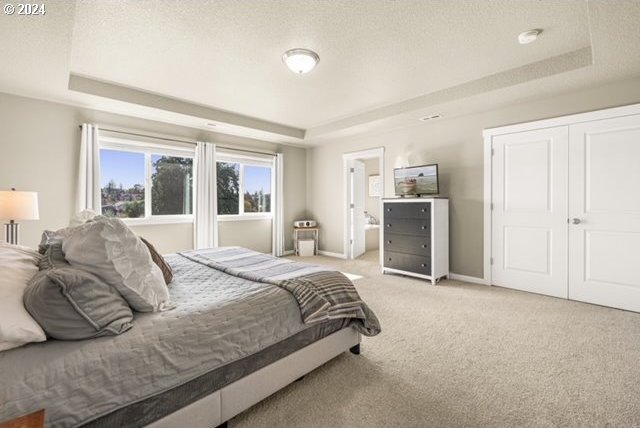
[0,409,45,428]
[293,227,319,256]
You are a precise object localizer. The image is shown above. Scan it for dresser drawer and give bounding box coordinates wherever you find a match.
[384,251,431,275]
[384,218,430,235]
[384,233,431,256]
[383,202,431,219]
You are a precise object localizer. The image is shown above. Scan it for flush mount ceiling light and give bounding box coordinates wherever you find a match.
[518,29,542,45]
[282,48,320,74]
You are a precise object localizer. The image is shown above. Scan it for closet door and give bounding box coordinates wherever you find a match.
[568,114,640,312]
[491,127,569,298]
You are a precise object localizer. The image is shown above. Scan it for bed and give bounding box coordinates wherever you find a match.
[0,248,379,428]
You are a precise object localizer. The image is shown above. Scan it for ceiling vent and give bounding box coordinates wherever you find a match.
[419,113,442,122]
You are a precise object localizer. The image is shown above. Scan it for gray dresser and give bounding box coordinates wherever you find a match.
[382,198,449,284]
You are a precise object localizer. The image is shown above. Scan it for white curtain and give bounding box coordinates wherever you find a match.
[76,123,101,212]
[272,153,285,256]
[194,142,218,249]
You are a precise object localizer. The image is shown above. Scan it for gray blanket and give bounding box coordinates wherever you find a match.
[179,247,381,336]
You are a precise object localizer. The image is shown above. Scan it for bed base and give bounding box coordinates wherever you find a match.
[146,327,361,428]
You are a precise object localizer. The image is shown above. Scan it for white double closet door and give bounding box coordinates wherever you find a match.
[492,113,640,312]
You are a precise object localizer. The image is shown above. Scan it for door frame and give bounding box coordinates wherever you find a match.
[482,102,640,286]
[343,147,385,262]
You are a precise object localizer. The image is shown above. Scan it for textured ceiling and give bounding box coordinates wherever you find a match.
[69,0,590,128]
[1,0,639,145]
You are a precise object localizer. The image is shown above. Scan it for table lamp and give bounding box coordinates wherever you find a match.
[0,188,40,245]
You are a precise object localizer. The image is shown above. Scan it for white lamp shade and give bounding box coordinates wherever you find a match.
[0,191,39,221]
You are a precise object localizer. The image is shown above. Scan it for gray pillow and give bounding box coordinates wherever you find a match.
[38,240,68,271]
[24,266,134,340]
[38,227,76,255]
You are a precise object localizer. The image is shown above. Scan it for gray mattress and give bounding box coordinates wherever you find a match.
[0,254,351,428]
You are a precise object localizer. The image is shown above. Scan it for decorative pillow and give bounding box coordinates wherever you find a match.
[38,227,76,255]
[38,239,68,271]
[68,209,99,227]
[62,217,173,312]
[0,242,46,351]
[24,266,133,340]
[140,237,173,285]
[37,212,101,255]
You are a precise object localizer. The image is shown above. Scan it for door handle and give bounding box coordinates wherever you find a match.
[571,218,582,225]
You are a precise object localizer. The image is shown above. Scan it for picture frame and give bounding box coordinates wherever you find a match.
[368,174,381,197]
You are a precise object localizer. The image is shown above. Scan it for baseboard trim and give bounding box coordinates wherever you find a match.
[318,250,347,259]
[448,273,489,285]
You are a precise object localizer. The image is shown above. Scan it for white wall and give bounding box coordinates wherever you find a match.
[0,93,307,254]
[362,158,380,220]
[362,158,380,251]
[307,76,640,278]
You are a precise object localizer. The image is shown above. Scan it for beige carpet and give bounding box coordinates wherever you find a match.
[231,251,640,427]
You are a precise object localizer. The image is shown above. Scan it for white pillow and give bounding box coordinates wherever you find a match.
[68,209,99,227]
[0,242,47,351]
[62,217,173,312]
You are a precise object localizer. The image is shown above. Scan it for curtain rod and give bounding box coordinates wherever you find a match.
[77,125,277,157]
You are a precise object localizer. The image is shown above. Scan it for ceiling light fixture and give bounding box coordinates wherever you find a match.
[518,29,542,45]
[282,48,320,74]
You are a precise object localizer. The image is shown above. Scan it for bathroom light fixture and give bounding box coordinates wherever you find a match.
[518,29,542,45]
[282,48,320,74]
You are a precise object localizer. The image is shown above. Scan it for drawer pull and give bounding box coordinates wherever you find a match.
[387,208,392,212]
[421,244,427,248]
[387,223,392,227]
[387,240,392,244]
[421,225,426,230]
[387,257,392,261]
[421,263,426,267]
[421,208,426,212]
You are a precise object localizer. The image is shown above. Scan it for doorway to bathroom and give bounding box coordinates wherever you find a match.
[343,147,384,264]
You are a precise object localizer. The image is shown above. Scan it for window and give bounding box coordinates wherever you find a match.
[216,155,273,219]
[99,137,194,223]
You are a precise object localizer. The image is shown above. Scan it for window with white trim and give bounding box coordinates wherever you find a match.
[216,153,273,219]
[99,136,194,223]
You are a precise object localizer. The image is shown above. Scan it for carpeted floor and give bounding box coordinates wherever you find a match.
[230,251,640,427]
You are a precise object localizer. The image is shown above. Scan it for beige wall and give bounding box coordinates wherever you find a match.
[362,158,380,252]
[362,158,380,219]
[132,223,193,255]
[307,76,640,278]
[0,93,307,253]
[219,219,272,253]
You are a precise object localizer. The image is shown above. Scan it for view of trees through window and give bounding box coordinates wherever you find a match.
[100,149,193,219]
[217,161,271,215]
[244,165,271,213]
[151,155,193,215]
[100,150,145,218]
[217,162,240,215]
